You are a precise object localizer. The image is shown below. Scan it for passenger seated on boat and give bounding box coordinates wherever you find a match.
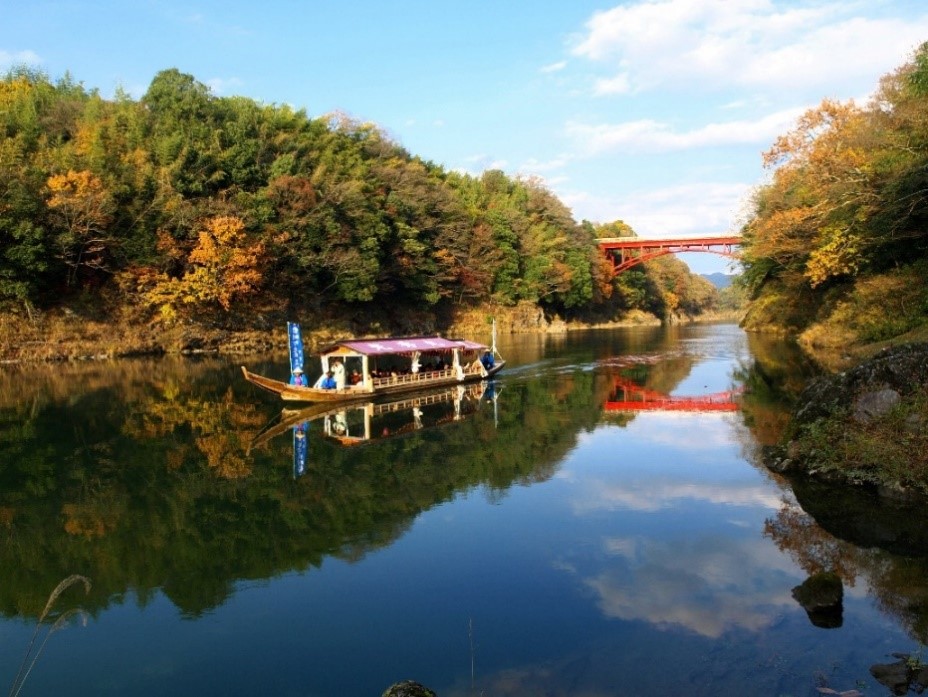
[319,371,337,390]
[349,369,362,385]
[481,351,495,369]
[289,368,306,386]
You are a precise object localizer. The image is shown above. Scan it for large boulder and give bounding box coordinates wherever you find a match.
[792,342,928,426]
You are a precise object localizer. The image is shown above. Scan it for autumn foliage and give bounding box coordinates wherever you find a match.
[142,216,265,319]
[741,43,928,342]
[0,65,716,327]
[45,169,114,285]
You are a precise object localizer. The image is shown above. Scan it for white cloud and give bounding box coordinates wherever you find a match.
[565,106,807,154]
[0,49,42,68]
[571,0,928,96]
[518,155,572,173]
[205,76,244,95]
[453,155,510,178]
[736,17,926,92]
[540,60,567,74]
[582,534,801,637]
[561,181,753,237]
[592,73,631,95]
[621,181,754,236]
[570,477,783,514]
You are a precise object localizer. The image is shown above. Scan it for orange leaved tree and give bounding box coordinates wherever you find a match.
[146,215,265,321]
[46,169,115,286]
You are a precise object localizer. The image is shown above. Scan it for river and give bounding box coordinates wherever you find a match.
[2,323,927,696]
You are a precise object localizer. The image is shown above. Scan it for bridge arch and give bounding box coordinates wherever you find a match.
[596,236,742,273]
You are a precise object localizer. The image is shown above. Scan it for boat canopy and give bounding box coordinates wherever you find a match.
[319,336,487,357]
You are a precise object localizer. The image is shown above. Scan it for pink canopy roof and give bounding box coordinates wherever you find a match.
[320,336,487,357]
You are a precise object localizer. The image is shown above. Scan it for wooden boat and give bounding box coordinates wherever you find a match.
[242,334,505,404]
[248,380,494,452]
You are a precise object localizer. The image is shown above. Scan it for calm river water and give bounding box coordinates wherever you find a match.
[2,323,928,696]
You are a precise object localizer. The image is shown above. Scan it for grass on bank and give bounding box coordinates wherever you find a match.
[788,384,928,493]
[737,261,928,370]
[801,261,928,347]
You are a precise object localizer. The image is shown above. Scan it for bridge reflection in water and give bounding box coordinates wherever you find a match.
[604,376,743,413]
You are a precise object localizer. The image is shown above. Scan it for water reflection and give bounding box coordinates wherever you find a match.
[604,376,742,412]
[765,483,928,642]
[0,358,587,621]
[251,381,502,479]
[292,422,307,478]
[581,534,798,638]
[252,381,494,453]
[2,326,928,696]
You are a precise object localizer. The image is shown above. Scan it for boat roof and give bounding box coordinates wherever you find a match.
[319,336,488,357]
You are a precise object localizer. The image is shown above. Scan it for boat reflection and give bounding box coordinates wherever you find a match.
[604,376,743,413]
[292,421,308,478]
[251,381,501,475]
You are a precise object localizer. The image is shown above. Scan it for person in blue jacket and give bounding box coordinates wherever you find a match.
[320,371,337,389]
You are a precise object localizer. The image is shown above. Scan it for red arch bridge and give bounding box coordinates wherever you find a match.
[604,377,744,413]
[596,235,741,273]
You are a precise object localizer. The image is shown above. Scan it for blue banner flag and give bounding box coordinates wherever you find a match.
[287,322,304,374]
[292,422,308,478]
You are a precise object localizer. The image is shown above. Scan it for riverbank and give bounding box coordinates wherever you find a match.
[765,342,928,497]
[0,303,673,364]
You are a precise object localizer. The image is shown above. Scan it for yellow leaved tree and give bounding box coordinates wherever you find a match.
[146,215,265,321]
[745,99,875,290]
[46,170,115,285]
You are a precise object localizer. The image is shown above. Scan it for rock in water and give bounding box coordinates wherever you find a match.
[382,680,437,697]
[791,571,843,628]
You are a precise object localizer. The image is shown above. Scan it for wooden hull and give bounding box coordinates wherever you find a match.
[248,380,492,452]
[240,367,372,403]
[241,361,505,404]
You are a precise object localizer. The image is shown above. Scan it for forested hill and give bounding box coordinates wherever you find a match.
[0,67,718,342]
[739,42,928,356]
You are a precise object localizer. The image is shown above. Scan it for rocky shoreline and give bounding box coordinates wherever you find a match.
[0,304,672,364]
[765,342,928,497]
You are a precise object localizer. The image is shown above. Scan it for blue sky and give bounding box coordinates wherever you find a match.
[3,1,928,274]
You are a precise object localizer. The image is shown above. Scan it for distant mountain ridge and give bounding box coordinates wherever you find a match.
[702,273,735,289]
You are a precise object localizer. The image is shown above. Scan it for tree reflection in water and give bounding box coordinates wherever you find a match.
[0,359,597,620]
[3,329,928,696]
[765,483,928,645]
[737,332,928,690]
